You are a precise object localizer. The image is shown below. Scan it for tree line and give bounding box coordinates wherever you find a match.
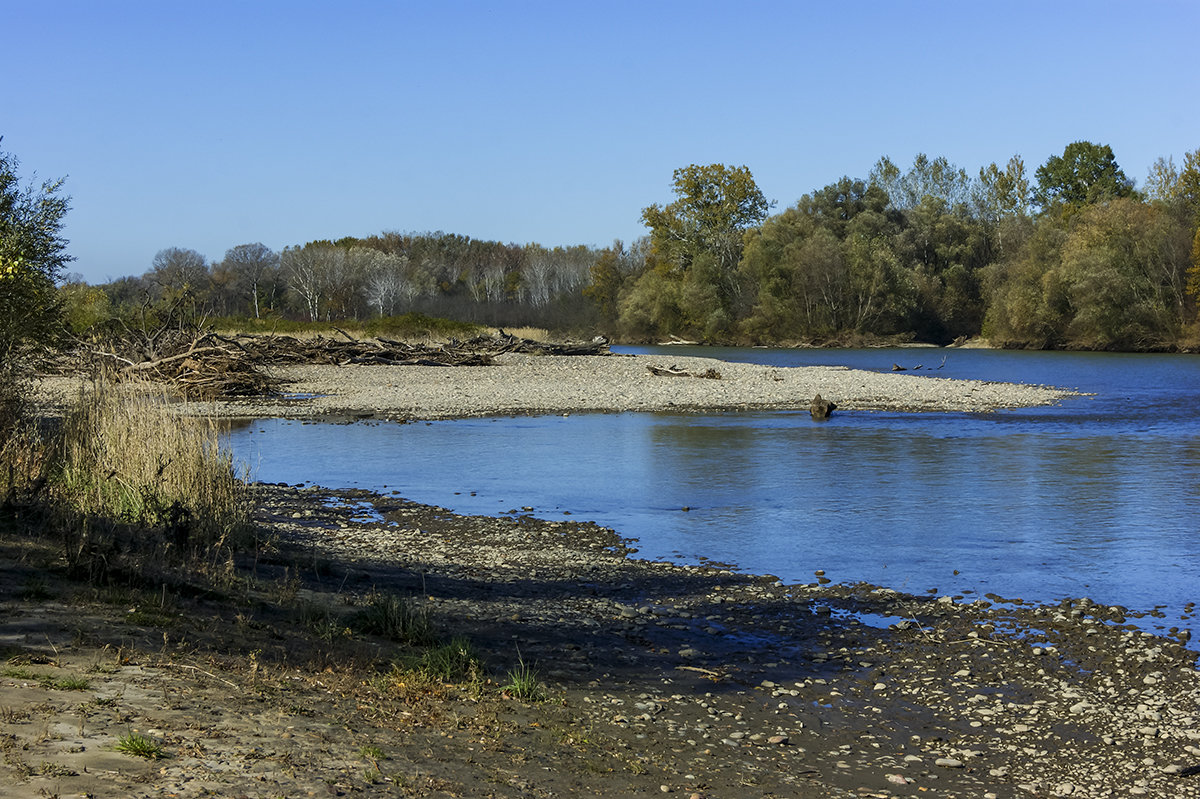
[64,232,607,334]
[64,139,1200,350]
[611,145,1200,350]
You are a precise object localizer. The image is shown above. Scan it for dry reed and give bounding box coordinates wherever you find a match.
[45,378,251,580]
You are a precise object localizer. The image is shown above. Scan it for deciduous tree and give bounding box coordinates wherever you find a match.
[626,164,769,337]
[1033,141,1135,211]
[216,242,279,319]
[0,142,71,425]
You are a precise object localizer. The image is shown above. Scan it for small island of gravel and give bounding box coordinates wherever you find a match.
[193,351,1078,420]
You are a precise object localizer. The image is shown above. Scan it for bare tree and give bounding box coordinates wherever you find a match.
[352,247,406,317]
[148,247,209,301]
[216,242,280,319]
[282,243,343,321]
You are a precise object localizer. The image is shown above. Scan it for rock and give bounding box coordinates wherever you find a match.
[809,393,836,420]
[935,757,964,768]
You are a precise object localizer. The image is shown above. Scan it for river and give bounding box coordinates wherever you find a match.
[225,346,1200,628]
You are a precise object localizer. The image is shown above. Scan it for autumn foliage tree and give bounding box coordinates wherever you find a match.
[621,164,769,339]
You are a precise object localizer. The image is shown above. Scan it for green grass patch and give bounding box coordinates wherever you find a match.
[46,674,90,691]
[2,667,91,691]
[502,656,546,701]
[359,745,387,761]
[113,731,166,759]
[348,591,435,645]
[412,637,483,682]
[298,600,350,642]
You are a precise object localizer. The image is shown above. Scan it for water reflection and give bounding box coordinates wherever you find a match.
[225,348,1200,623]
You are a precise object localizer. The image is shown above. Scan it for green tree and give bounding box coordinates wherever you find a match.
[1060,198,1185,348]
[739,178,911,342]
[977,156,1031,221]
[584,240,644,327]
[58,278,112,334]
[1,143,71,417]
[985,199,1190,349]
[624,164,769,338]
[976,156,1032,258]
[1033,141,1135,211]
[981,217,1072,347]
[896,196,992,342]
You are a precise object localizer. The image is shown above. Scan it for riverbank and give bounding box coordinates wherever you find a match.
[179,351,1077,420]
[4,482,1197,798]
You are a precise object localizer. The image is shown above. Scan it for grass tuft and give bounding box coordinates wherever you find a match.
[503,656,546,701]
[415,637,483,682]
[113,731,166,759]
[349,591,435,645]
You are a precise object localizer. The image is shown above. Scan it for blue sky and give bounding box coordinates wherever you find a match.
[5,0,1198,284]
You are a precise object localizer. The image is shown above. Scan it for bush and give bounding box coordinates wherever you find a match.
[0,145,70,377]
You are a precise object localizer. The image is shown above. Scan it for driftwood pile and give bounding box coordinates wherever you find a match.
[646,364,722,380]
[78,330,609,401]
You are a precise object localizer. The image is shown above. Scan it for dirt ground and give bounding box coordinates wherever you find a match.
[2,483,1199,798]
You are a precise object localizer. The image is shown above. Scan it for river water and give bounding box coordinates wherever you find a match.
[225,346,1200,625]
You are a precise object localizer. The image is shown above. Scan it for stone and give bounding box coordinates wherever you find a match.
[935,757,964,768]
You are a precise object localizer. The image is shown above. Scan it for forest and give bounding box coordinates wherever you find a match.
[65,140,1200,351]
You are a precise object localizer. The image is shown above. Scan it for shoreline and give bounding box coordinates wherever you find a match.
[253,483,1200,797]
[16,355,1200,797]
[4,482,1199,797]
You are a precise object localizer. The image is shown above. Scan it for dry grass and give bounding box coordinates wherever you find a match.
[3,377,252,584]
[490,326,549,342]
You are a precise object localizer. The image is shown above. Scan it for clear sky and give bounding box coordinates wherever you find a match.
[5,0,1198,284]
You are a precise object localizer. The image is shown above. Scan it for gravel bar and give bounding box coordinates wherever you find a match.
[193,351,1078,420]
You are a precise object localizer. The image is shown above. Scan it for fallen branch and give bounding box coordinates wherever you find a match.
[647,365,722,380]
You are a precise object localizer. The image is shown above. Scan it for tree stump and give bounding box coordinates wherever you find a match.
[810,393,836,420]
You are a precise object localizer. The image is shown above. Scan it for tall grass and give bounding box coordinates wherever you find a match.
[44,379,251,581]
